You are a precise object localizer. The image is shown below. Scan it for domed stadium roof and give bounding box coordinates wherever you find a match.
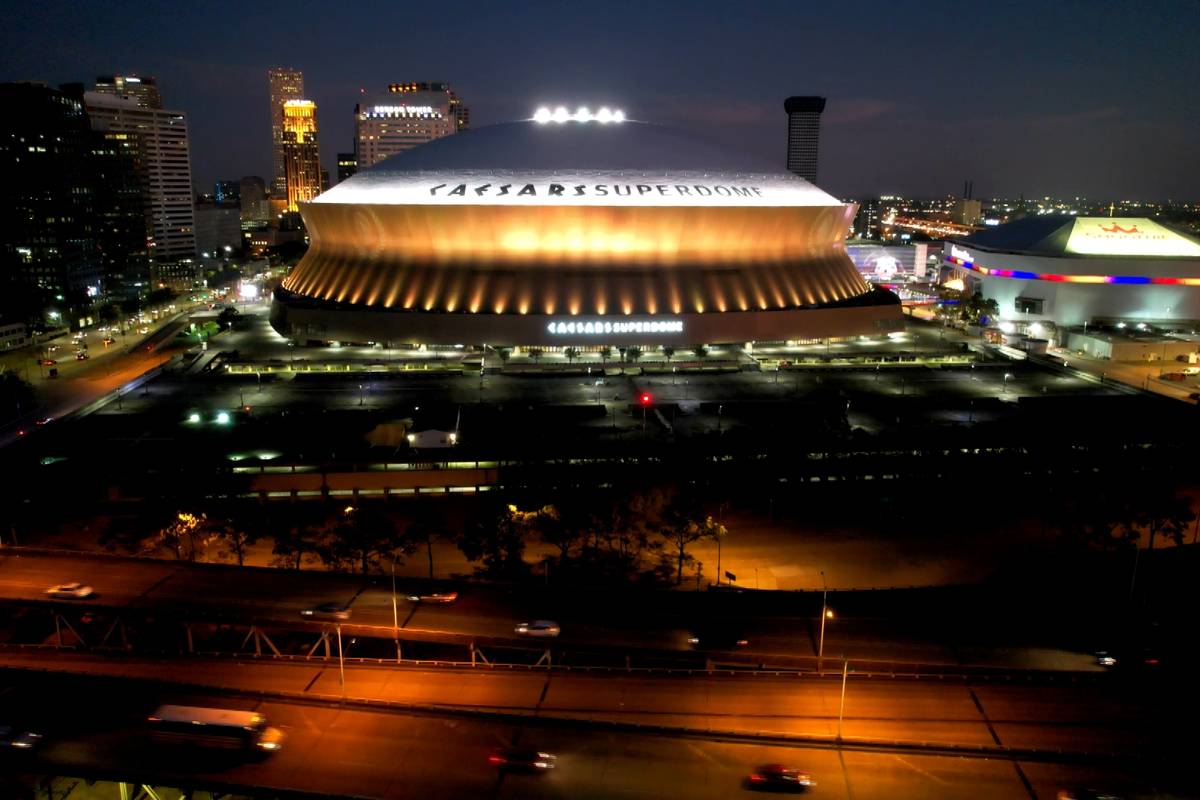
[317,120,839,208]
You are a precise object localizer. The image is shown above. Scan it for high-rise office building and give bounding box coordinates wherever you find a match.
[238,175,269,238]
[354,82,466,169]
[214,180,240,205]
[336,152,357,183]
[85,86,197,281]
[268,67,305,197]
[88,122,151,293]
[783,96,826,184]
[0,82,103,322]
[281,99,321,212]
[93,74,163,109]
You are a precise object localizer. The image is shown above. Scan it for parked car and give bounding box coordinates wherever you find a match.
[300,602,352,621]
[514,620,560,638]
[747,764,814,791]
[1160,372,1187,381]
[45,582,94,599]
[489,747,556,771]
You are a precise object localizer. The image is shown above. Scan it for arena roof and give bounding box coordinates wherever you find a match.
[316,120,840,208]
[958,215,1200,259]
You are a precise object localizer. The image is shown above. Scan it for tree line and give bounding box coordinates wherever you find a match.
[103,483,729,587]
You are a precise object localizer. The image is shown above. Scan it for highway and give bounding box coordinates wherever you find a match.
[0,550,1100,671]
[0,650,1159,757]
[0,670,1172,800]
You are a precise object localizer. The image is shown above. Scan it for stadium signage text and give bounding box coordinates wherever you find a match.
[546,318,684,335]
[430,182,764,199]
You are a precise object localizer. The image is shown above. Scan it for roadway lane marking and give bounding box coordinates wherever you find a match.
[891,755,947,784]
[1013,762,1038,800]
[303,667,326,693]
[968,687,1003,745]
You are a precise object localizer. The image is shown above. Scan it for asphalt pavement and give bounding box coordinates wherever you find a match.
[0,670,1178,800]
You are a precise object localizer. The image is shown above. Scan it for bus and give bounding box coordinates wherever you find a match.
[147,705,285,753]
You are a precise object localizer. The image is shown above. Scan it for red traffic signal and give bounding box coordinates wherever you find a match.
[640,392,652,405]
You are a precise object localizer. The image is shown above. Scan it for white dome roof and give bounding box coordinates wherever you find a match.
[317,120,839,208]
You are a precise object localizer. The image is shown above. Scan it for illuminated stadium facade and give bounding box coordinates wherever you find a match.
[945,216,1200,327]
[271,112,903,347]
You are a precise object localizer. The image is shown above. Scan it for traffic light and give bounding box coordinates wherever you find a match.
[640,392,652,405]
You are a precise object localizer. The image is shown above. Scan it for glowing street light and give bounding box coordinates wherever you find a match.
[215,411,231,425]
[818,570,833,672]
[1003,372,1014,393]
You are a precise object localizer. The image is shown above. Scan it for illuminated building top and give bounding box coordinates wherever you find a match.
[1064,217,1200,258]
[318,119,841,208]
[954,214,1200,260]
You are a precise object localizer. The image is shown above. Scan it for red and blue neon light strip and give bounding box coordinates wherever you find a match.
[944,256,1200,286]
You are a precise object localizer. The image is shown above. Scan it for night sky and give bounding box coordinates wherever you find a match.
[3,0,1196,200]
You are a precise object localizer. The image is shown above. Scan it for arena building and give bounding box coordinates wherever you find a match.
[271,109,902,347]
[945,215,1200,329]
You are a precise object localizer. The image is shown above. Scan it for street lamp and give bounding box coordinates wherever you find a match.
[1003,372,1013,393]
[818,570,832,672]
[391,557,401,663]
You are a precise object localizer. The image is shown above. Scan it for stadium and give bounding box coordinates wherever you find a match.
[945,215,1200,328]
[270,111,902,347]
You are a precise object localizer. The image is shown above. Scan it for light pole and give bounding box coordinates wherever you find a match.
[837,660,849,739]
[336,623,345,698]
[817,570,832,673]
[717,404,723,434]
[1003,372,1013,394]
[391,557,401,663]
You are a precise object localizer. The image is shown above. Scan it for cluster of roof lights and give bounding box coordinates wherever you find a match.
[532,106,626,124]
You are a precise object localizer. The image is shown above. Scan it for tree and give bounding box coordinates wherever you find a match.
[319,504,414,575]
[270,516,323,570]
[626,346,642,364]
[660,512,708,586]
[692,345,708,360]
[563,346,580,365]
[457,498,544,578]
[599,346,612,367]
[1134,490,1195,550]
[217,306,240,328]
[0,369,36,423]
[661,345,675,364]
[211,515,256,566]
[404,498,450,579]
[497,348,512,365]
[97,303,120,324]
[155,512,217,562]
[120,297,142,316]
[527,347,543,364]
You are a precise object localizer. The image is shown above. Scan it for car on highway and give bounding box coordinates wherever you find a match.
[75,351,89,360]
[0,725,42,751]
[407,590,458,604]
[300,602,352,621]
[34,417,53,426]
[45,582,94,600]
[37,359,57,366]
[746,764,814,791]
[514,620,560,638]
[489,747,557,771]
[687,623,749,650]
[1056,789,1122,800]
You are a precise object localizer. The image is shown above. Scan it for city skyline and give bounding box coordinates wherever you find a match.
[2,0,1196,200]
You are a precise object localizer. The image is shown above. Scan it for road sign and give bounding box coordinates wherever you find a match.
[724,571,736,582]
